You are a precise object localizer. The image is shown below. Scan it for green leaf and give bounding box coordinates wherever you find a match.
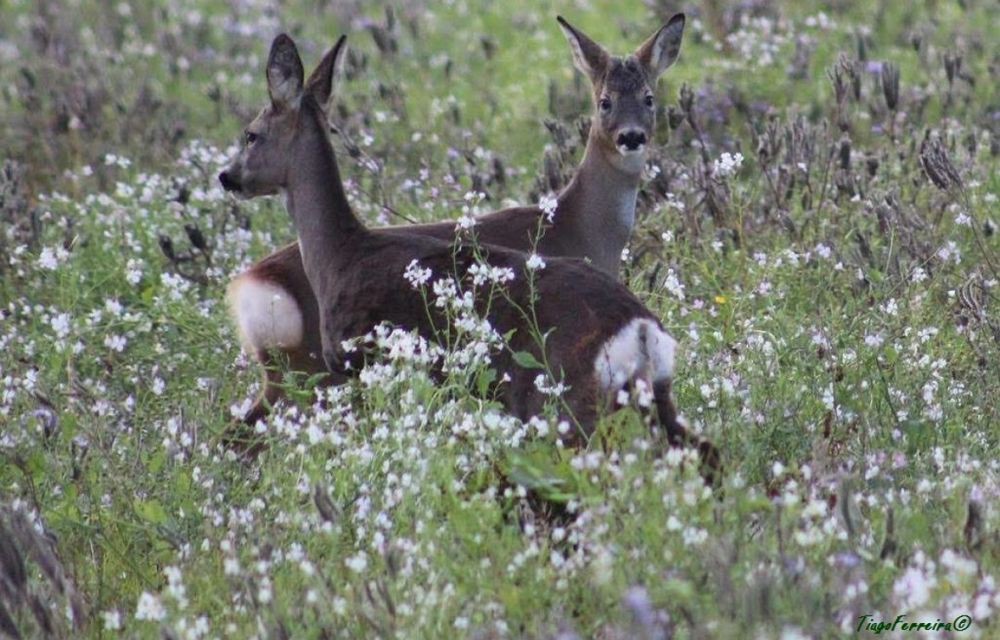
[476,367,498,397]
[304,371,330,388]
[137,499,168,525]
[147,450,166,474]
[511,350,544,370]
[505,452,577,504]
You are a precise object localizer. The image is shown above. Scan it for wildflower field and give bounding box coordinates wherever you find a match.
[1,0,997,637]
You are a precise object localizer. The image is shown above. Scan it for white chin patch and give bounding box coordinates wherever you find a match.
[617,144,646,156]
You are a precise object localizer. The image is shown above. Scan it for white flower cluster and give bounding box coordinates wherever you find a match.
[712,151,744,178]
[404,259,433,288]
[538,193,558,222]
[467,262,516,286]
[533,372,567,397]
[525,253,546,270]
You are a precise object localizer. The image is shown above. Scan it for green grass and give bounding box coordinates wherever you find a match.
[0,1,997,638]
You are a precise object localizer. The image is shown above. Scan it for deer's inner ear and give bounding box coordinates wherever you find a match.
[267,35,305,107]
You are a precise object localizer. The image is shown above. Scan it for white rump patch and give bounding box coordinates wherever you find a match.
[227,276,303,354]
[594,318,676,391]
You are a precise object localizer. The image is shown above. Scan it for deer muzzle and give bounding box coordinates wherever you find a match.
[616,129,648,153]
[218,170,242,192]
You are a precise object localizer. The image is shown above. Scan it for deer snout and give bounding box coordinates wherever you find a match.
[616,129,648,152]
[219,170,241,192]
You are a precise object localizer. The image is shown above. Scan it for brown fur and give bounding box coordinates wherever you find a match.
[218,34,717,482]
[232,15,687,424]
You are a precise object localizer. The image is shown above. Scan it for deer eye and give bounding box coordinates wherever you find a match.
[645,94,655,108]
[245,131,259,146]
[599,97,612,112]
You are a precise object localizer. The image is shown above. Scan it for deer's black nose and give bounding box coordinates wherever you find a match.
[617,130,647,151]
[219,170,240,192]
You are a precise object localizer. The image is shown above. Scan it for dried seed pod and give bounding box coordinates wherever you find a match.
[678,82,695,118]
[368,25,396,56]
[881,62,900,111]
[543,151,562,192]
[838,135,852,171]
[313,485,338,524]
[855,31,868,61]
[847,60,862,101]
[964,496,982,550]
[866,154,879,177]
[944,51,962,85]
[666,105,684,130]
[827,59,848,105]
[480,36,496,60]
[880,507,897,560]
[386,545,401,579]
[919,130,963,190]
[157,234,175,261]
[491,157,506,188]
[173,181,190,205]
[184,223,207,252]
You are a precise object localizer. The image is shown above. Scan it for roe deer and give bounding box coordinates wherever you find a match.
[219,34,717,480]
[226,15,686,425]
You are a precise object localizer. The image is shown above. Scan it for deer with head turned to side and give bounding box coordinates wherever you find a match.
[219,34,718,481]
[226,15,686,425]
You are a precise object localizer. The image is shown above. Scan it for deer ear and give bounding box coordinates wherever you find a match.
[556,16,609,84]
[267,33,305,108]
[305,35,348,108]
[635,13,685,81]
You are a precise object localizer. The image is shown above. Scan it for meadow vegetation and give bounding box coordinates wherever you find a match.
[0,0,997,637]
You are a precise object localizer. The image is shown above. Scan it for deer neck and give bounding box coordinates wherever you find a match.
[284,106,364,289]
[556,133,643,272]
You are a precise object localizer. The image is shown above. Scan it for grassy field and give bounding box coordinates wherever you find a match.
[1,0,998,637]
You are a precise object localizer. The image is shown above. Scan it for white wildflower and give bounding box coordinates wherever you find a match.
[102,610,122,630]
[346,551,368,573]
[864,333,884,348]
[713,151,744,178]
[534,373,567,397]
[104,334,127,352]
[403,259,432,288]
[50,313,72,340]
[539,193,558,222]
[664,269,686,300]
[893,567,932,609]
[38,246,68,271]
[125,258,144,285]
[135,592,165,621]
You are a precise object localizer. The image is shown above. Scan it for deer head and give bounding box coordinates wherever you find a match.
[557,14,685,174]
[219,34,348,198]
